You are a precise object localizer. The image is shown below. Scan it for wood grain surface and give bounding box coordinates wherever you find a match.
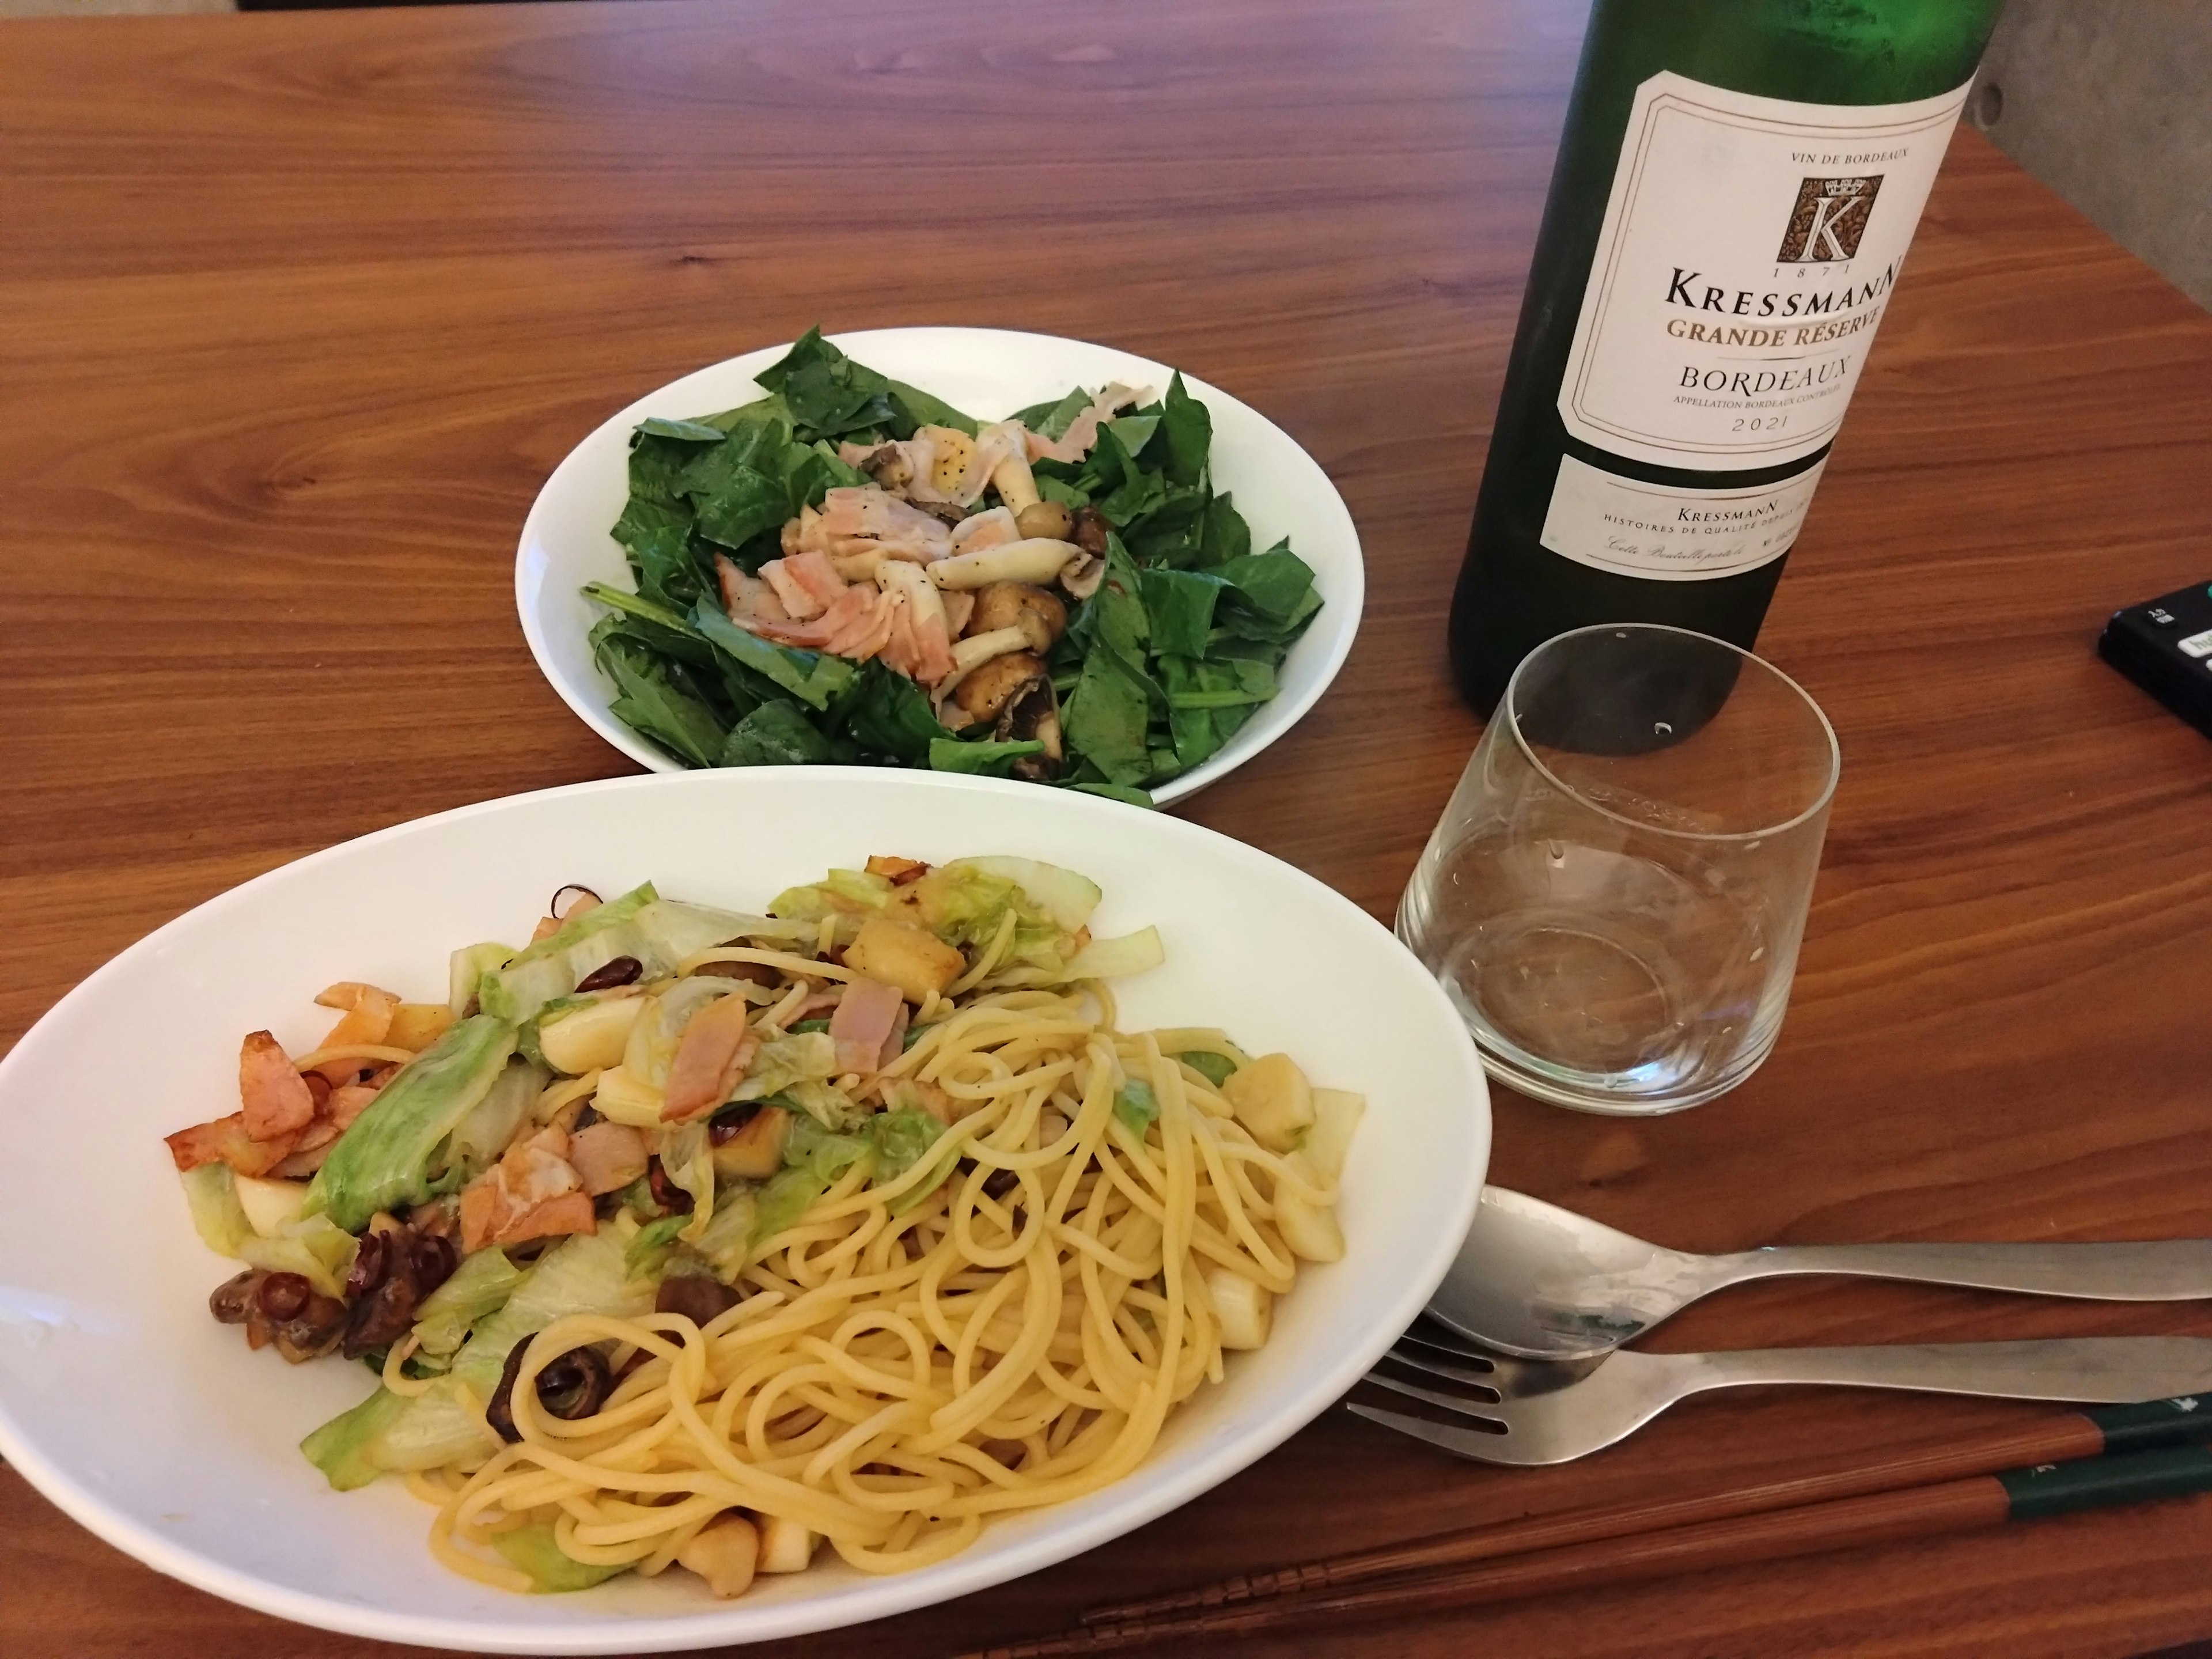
[5,1,2212,1656]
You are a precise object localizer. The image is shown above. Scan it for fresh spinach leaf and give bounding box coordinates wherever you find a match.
[628,424,724,506]
[582,584,718,668]
[885,379,976,438]
[1160,372,1211,488]
[690,597,856,710]
[1013,386,1094,441]
[836,658,950,763]
[754,328,900,440]
[1138,569,1228,658]
[1123,484,1209,568]
[593,632,728,767]
[1065,781,1154,808]
[1214,541,1316,620]
[1196,491,1252,569]
[611,497,704,610]
[691,464,796,550]
[927,737,1046,777]
[637,416,728,444]
[1104,414,1160,461]
[1061,647,1153,786]
[1036,475,1090,509]
[720,700,834,767]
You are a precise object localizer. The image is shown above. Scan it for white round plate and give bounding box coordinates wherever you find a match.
[0,769,1485,1653]
[516,327,1365,805]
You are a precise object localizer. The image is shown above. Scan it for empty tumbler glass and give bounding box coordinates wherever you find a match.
[1398,624,1839,1115]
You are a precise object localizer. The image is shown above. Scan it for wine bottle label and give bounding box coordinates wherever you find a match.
[1539,454,1825,579]
[1556,70,1975,472]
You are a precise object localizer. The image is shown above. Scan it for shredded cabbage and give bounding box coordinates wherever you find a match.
[179,1164,252,1258]
[302,1014,520,1232]
[239,1214,359,1298]
[447,1059,548,1180]
[731,1032,840,1103]
[410,1246,525,1357]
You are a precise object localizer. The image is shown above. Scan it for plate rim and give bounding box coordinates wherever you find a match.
[513,324,1367,806]
[0,767,1482,1653]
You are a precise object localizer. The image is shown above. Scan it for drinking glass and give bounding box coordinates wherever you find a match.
[1398,624,1839,1114]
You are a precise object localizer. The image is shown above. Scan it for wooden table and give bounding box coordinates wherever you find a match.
[7,1,2212,1654]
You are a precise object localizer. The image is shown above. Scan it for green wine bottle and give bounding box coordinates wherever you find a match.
[1450,0,2006,714]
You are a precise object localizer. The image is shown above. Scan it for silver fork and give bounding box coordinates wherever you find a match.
[1351,1322,2212,1465]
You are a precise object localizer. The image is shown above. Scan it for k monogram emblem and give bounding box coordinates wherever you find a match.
[1778,175,1884,262]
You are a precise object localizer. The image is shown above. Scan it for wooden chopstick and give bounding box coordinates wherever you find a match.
[1088,1412,2104,1626]
[960,1433,2212,1658]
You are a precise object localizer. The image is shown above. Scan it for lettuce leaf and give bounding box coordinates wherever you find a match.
[302,1016,520,1233]
[411,1246,525,1357]
[492,1522,630,1593]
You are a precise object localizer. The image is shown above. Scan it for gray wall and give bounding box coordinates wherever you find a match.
[1969,0,2212,310]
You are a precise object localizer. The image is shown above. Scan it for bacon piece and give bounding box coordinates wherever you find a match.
[165,1112,300,1176]
[759,547,849,622]
[827,976,906,1075]
[718,554,791,627]
[865,855,930,885]
[498,1190,597,1248]
[950,507,1020,556]
[1024,383,1147,465]
[568,1121,649,1196]
[240,1031,317,1141]
[807,486,954,563]
[941,589,975,638]
[309,986,399,1084]
[663,994,762,1123]
[877,561,955,684]
[460,1126,594,1252]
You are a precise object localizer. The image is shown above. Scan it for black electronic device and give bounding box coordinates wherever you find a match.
[2098,581,2212,740]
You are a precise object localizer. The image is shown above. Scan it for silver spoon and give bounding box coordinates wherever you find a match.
[1431,1186,2212,1359]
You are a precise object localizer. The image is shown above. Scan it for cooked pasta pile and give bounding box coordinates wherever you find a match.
[164,855,1359,1600]
[425,995,1344,1589]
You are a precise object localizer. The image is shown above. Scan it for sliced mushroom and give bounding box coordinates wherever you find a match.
[1070,506,1111,556]
[999,678,1065,781]
[954,652,1048,725]
[1014,501,1074,543]
[968,582,1066,653]
[855,443,913,491]
[1060,552,1106,600]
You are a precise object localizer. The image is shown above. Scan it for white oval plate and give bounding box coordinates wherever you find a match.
[517,327,1364,805]
[0,769,1484,1653]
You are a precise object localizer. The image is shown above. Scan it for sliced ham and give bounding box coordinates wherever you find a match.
[807,486,954,563]
[759,548,847,621]
[568,1121,649,1196]
[718,554,790,627]
[239,1031,317,1141]
[309,986,399,1083]
[941,589,975,638]
[663,993,762,1122]
[837,436,956,505]
[877,560,956,685]
[1024,382,1147,465]
[950,507,1019,556]
[459,1126,595,1252]
[165,1111,298,1177]
[828,976,907,1075]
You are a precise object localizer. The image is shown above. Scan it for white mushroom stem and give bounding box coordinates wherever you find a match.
[984,421,1041,513]
[876,556,949,641]
[928,538,1086,589]
[931,626,1034,713]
